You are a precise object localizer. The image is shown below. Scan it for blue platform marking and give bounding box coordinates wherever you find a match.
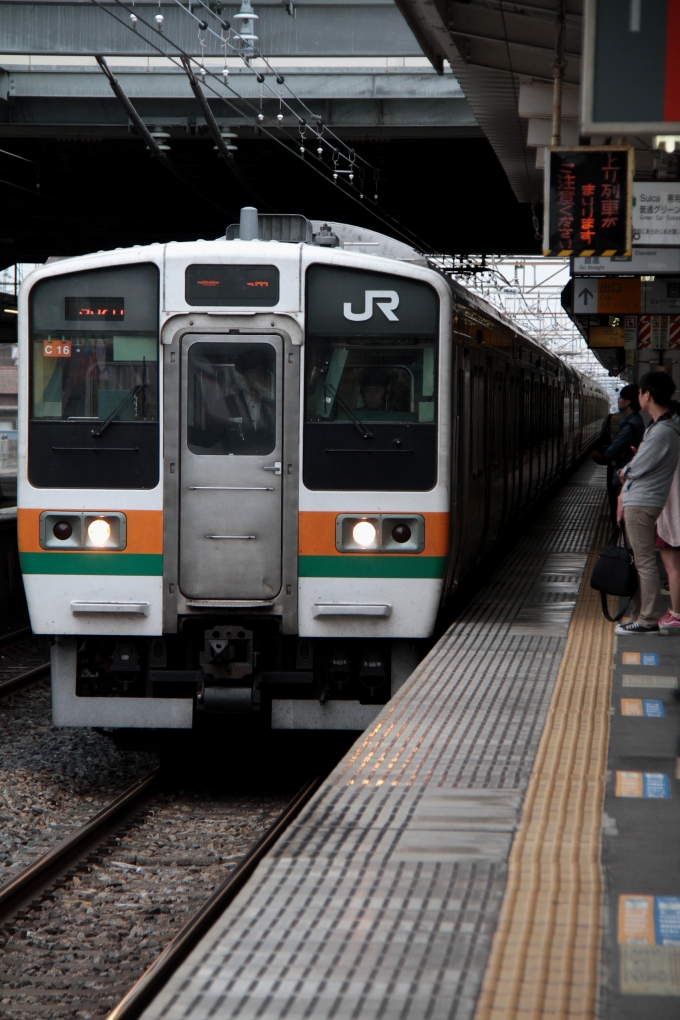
[642,700,665,717]
[654,897,680,945]
[642,773,670,798]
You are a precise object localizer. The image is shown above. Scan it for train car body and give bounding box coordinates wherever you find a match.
[16,214,608,730]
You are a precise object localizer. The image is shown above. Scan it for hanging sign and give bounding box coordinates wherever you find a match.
[582,0,680,135]
[573,277,641,314]
[633,183,680,245]
[573,249,680,275]
[543,146,634,257]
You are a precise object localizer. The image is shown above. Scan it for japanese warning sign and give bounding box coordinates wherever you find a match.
[543,146,633,257]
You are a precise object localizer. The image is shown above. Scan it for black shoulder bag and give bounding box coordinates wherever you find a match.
[590,525,638,622]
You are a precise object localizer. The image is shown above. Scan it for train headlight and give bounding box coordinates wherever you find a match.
[40,511,127,550]
[352,521,377,548]
[87,519,111,546]
[336,514,425,553]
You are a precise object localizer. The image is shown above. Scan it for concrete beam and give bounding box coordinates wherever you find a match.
[0,2,422,57]
[0,68,467,100]
[0,66,479,137]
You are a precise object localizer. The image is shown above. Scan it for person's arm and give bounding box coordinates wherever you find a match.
[616,490,624,525]
[620,425,665,484]
[602,419,634,461]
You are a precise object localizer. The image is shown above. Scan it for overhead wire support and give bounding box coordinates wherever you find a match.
[178,54,273,209]
[90,0,438,254]
[179,54,238,161]
[94,54,233,217]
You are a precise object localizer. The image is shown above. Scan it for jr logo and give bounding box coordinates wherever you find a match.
[343,290,400,322]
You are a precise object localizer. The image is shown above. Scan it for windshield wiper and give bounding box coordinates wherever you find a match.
[91,384,146,437]
[323,384,373,440]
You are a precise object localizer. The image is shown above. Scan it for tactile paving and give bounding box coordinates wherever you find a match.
[141,463,608,1020]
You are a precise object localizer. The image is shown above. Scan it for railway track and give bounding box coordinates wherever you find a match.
[0,769,161,925]
[0,768,321,1019]
[0,627,50,696]
[0,624,324,1015]
[106,775,322,1020]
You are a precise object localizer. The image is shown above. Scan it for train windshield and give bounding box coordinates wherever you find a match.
[29,264,159,423]
[304,263,439,491]
[305,341,435,424]
[28,264,159,489]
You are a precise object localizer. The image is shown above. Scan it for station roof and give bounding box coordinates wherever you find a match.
[394,0,583,204]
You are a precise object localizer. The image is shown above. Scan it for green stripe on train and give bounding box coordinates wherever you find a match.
[19,552,163,576]
[298,555,446,579]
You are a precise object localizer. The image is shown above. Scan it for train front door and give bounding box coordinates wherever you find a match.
[179,335,283,600]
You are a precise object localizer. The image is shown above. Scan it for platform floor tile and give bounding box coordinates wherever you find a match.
[141,464,608,1020]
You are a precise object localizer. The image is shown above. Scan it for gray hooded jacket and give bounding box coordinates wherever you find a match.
[621,412,680,508]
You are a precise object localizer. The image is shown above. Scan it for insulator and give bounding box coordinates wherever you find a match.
[300,146,305,154]
[155,13,164,27]
[199,19,208,29]
[276,75,285,85]
[333,173,338,180]
[256,73,265,83]
[349,173,354,180]
[222,67,229,80]
[317,147,323,155]
[276,113,284,122]
[130,13,138,25]
[257,113,264,122]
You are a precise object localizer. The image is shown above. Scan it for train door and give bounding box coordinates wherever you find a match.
[179,335,283,600]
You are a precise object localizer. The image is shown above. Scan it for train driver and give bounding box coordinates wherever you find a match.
[358,366,392,416]
[225,347,276,453]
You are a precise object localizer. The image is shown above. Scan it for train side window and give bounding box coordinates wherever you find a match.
[28,264,159,488]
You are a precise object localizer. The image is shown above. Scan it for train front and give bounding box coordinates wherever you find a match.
[17,223,451,730]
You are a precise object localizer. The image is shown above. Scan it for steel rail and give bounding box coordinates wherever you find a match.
[0,768,161,924]
[0,661,50,697]
[0,626,32,648]
[106,774,323,1020]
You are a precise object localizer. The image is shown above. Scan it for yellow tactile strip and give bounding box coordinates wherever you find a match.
[474,512,613,1020]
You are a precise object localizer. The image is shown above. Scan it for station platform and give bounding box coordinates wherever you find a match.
[140,461,680,1020]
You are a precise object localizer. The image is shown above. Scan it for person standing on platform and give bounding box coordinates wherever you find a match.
[598,384,644,525]
[656,400,680,630]
[616,372,680,635]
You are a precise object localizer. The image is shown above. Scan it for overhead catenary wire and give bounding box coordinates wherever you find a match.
[90,0,440,254]
[0,147,39,166]
[183,0,376,175]
[95,0,434,251]
[169,0,355,168]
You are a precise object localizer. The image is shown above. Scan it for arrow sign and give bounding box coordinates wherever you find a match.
[574,282,598,314]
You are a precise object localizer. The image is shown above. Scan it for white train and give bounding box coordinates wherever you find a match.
[17,209,608,731]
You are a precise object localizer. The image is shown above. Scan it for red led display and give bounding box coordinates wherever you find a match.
[65,297,125,320]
